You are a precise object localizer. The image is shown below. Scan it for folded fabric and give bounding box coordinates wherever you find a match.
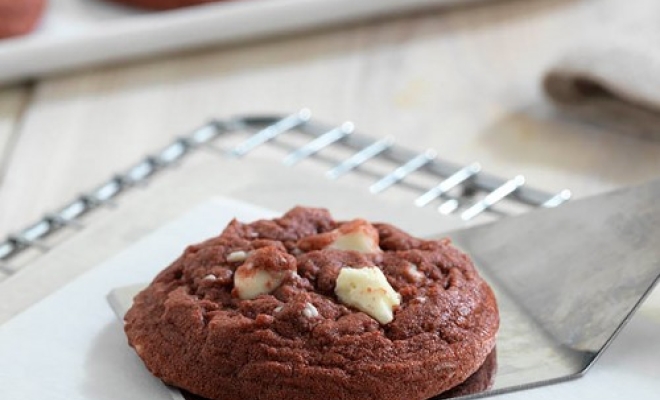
[544,33,660,140]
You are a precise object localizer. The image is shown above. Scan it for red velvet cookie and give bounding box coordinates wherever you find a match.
[0,0,46,39]
[124,207,499,400]
[104,0,229,11]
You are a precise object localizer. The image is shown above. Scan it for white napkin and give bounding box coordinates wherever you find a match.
[544,26,660,140]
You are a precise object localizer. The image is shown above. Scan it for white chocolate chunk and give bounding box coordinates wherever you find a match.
[334,266,401,324]
[302,302,319,318]
[203,274,217,281]
[328,219,380,253]
[227,250,248,262]
[234,266,284,300]
[330,231,380,253]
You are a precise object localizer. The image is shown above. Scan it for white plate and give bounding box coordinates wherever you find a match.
[0,0,467,84]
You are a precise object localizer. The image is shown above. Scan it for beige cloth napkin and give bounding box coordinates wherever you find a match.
[544,32,660,140]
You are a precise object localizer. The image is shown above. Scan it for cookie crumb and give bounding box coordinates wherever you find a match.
[405,264,425,282]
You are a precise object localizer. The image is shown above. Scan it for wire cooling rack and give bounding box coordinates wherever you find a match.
[0,109,570,273]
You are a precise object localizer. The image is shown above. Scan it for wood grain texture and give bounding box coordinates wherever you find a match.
[1,0,660,241]
[0,85,28,280]
[0,85,30,182]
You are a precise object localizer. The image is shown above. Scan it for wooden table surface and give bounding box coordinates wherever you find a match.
[1,0,660,264]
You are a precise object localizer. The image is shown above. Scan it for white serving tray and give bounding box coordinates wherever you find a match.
[0,0,470,84]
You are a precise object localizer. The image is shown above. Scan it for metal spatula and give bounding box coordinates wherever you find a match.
[108,179,660,399]
[445,177,660,397]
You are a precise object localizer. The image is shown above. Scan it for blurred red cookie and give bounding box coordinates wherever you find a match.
[105,0,229,10]
[0,0,46,39]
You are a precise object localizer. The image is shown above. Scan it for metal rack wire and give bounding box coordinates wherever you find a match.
[0,109,570,272]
